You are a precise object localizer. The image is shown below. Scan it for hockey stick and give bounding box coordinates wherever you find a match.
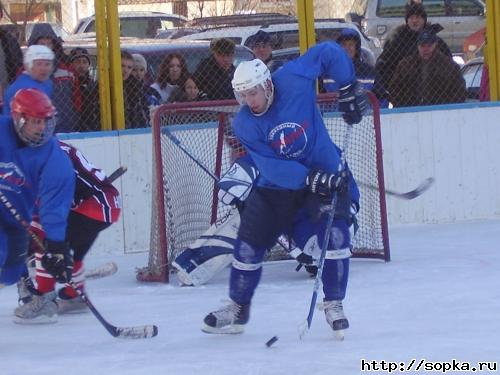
[163,128,220,182]
[85,261,118,280]
[298,124,353,340]
[358,177,435,200]
[108,166,127,183]
[0,189,158,339]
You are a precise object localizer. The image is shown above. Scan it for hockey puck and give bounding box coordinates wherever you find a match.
[265,336,278,347]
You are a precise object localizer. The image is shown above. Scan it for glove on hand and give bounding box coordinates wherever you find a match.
[338,81,368,125]
[306,168,349,199]
[41,240,73,283]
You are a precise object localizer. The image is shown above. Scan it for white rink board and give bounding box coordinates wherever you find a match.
[60,103,500,255]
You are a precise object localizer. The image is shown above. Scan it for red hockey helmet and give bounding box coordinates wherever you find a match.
[11,88,56,147]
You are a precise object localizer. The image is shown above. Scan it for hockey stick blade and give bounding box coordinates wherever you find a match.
[70,282,159,339]
[359,177,435,200]
[85,261,118,280]
[108,166,127,183]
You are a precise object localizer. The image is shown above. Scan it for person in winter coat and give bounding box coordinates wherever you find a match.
[389,31,466,107]
[375,2,451,99]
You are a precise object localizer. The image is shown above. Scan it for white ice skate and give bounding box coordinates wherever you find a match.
[13,291,58,324]
[323,300,349,340]
[57,289,88,315]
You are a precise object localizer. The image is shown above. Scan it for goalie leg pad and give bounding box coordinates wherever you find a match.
[229,239,266,305]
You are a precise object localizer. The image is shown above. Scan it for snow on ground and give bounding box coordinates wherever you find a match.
[1,219,499,375]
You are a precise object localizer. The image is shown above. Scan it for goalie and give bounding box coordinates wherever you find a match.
[172,155,358,286]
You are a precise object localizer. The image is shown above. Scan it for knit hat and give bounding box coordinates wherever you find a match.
[132,53,147,70]
[70,47,90,63]
[417,30,438,45]
[246,30,271,48]
[405,3,427,24]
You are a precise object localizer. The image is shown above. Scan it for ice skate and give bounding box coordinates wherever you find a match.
[202,300,250,334]
[323,300,349,340]
[57,288,88,315]
[13,291,58,324]
[16,277,39,305]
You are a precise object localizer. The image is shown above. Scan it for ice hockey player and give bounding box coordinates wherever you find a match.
[172,155,327,286]
[15,141,121,323]
[202,42,365,337]
[0,89,75,300]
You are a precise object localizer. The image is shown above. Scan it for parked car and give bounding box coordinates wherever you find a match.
[179,20,382,61]
[0,22,70,45]
[73,11,187,39]
[460,56,484,101]
[185,12,297,30]
[346,0,485,54]
[63,38,254,83]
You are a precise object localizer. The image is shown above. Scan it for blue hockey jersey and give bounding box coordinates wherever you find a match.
[232,41,359,201]
[2,73,53,115]
[0,116,74,241]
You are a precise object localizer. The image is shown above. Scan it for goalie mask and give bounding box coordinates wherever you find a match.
[232,59,274,116]
[11,88,57,147]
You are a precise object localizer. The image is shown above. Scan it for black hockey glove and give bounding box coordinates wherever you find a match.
[306,168,349,200]
[41,240,73,283]
[338,81,368,125]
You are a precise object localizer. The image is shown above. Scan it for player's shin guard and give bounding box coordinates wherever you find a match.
[35,251,56,294]
[229,240,265,305]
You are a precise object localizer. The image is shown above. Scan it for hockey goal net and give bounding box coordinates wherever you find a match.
[137,93,390,283]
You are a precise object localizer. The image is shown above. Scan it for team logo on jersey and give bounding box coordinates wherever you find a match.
[0,162,26,194]
[268,122,308,159]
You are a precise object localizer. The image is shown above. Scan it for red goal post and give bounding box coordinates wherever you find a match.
[137,93,390,283]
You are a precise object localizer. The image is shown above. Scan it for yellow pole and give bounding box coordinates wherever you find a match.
[106,0,125,130]
[486,0,499,101]
[296,0,316,54]
[94,0,112,131]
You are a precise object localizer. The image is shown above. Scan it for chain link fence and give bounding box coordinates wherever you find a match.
[0,0,486,133]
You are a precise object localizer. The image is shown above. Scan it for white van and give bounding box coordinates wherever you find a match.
[346,0,485,53]
[179,21,382,63]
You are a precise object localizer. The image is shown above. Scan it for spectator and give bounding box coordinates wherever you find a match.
[479,34,489,102]
[28,23,77,133]
[121,51,148,128]
[389,31,466,107]
[245,31,273,67]
[150,53,189,103]
[2,45,54,115]
[375,2,451,98]
[193,38,236,100]
[132,53,161,106]
[336,28,388,107]
[0,7,23,108]
[169,75,208,103]
[70,47,100,132]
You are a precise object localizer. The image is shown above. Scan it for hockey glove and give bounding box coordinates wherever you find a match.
[218,157,259,206]
[338,81,368,125]
[306,168,349,200]
[41,240,73,283]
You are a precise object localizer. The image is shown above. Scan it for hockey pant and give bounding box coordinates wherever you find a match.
[0,223,29,286]
[35,211,110,296]
[230,188,352,305]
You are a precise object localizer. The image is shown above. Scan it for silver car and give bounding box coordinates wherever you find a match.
[346,0,485,53]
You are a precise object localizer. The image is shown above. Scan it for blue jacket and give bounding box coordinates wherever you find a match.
[2,73,53,115]
[0,116,74,241]
[232,42,360,203]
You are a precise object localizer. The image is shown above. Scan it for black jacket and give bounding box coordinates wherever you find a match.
[0,29,23,84]
[193,55,235,100]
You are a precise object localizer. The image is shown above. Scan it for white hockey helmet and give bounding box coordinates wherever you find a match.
[23,45,55,71]
[232,59,274,115]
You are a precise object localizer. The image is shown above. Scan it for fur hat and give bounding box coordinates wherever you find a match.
[405,3,427,24]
